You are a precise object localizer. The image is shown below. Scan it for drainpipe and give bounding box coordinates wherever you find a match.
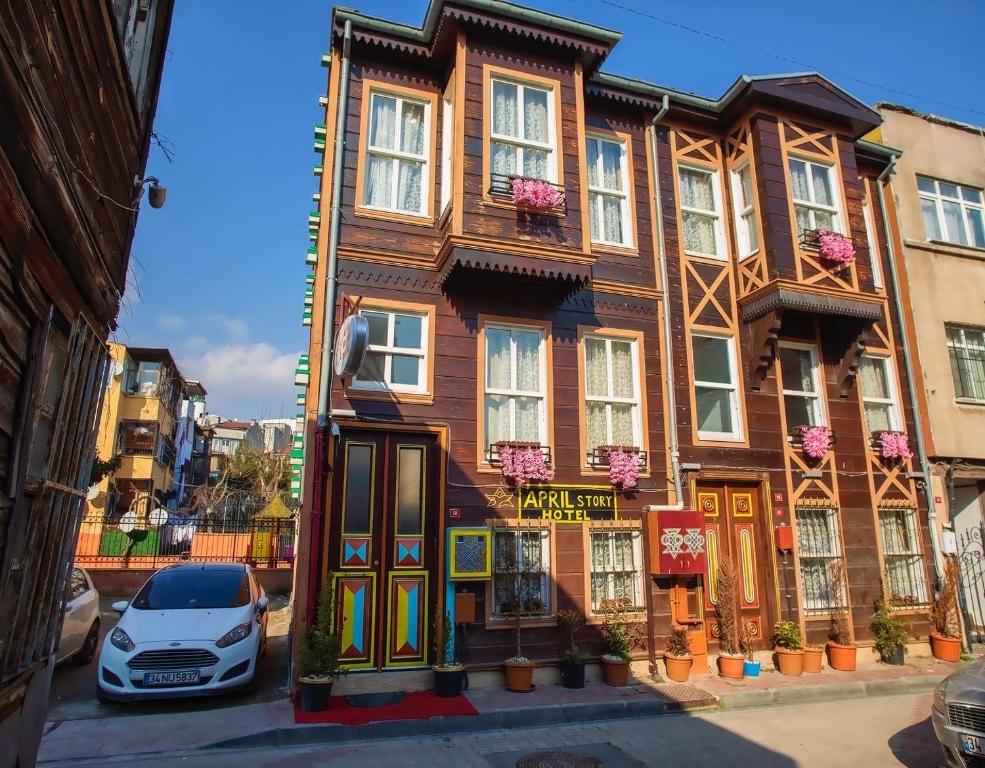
[308,19,352,618]
[875,155,944,583]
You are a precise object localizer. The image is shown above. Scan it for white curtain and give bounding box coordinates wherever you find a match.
[522,148,548,180]
[680,168,714,210]
[486,328,511,389]
[860,358,889,399]
[493,81,518,137]
[395,161,422,213]
[810,164,832,206]
[364,156,393,208]
[593,194,623,243]
[492,142,516,177]
[789,160,809,201]
[585,338,607,397]
[485,395,509,446]
[865,403,892,433]
[400,102,424,155]
[943,201,966,244]
[514,330,540,391]
[611,341,633,398]
[523,89,548,143]
[601,141,622,190]
[369,95,396,149]
[610,404,635,445]
[586,403,607,452]
[683,212,717,255]
[514,397,539,442]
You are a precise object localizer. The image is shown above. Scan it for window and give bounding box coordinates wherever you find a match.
[490,78,555,182]
[946,324,985,401]
[918,176,985,248]
[342,442,374,535]
[117,421,157,456]
[589,528,644,613]
[779,344,825,429]
[362,90,430,216]
[27,330,68,481]
[395,445,425,537]
[692,334,742,441]
[484,324,547,449]
[440,86,453,214]
[788,157,841,235]
[679,165,725,258]
[124,360,161,396]
[353,309,428,394]
[69,568,88,600]
[862,199,884,289]
[492,527,551,618]
[731,164,759,258]
[878,507,928,607]
[859,356,901,433]
[795,507,845,613]
[587,136,631,247]
[584,334,641,454]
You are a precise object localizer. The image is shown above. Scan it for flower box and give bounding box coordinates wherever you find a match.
[588,446,646,490]
[790,425,835,460]
[800,229,856,264]
[872,430,913,461]
[489,173,565,211]
[489,442,554,485]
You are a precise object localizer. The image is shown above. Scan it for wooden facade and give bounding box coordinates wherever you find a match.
[297,1,933,678]
[0,1,172,763]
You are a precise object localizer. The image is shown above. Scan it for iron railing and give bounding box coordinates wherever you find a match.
[957,522,985,645]
[948,347,985,401]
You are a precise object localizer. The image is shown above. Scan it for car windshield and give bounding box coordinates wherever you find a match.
[132,569,250,610]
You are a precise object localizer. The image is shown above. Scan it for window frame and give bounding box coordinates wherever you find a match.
[730,162,759,259]
[488,521,555,623]
[586,133,633,249]
[351,308,429,395]
[778,341,826,429]
[788,155,843,235]
[795,506,846,615]
[439,82,454,215]
[917,175,985,249]
[877,506,929,608]
[582,332,642,453]
[859,354,902,433]
[691,332,743,442]
[678,163,727,260]
[488,74,558,183]
[946,323,985,402]
[861,192,884,289]
[586,523,645,619]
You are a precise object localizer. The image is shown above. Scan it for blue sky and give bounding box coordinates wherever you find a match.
[121,0,985,419]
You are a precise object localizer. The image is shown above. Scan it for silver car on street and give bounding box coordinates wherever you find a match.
[933,655,985,767]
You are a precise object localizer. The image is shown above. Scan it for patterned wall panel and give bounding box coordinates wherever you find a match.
[338,574,376,669]
[385,572,428,667]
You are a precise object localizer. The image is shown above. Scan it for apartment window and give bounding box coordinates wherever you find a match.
[779,344,825,429]
[587,136,631,247]
[918,176,985,248]
[692,334,742,441]
[492,527,551,618]
[362,90,430,216]
[859,356,901,433]
[589,528,644,613]
[490,78,555,182]
[679,166,725,258]
[584,335,641,454]
[731,164,759,258]
[124,361,161,396]
[484,324,546,448]
[878,507,929,607]
[789,157,841,235]
[440,87,453,213]
[118,421,157,456]
[862,199,884,289]
[796,507,845,613]
[946,324,985,401]
[353,308,428,394]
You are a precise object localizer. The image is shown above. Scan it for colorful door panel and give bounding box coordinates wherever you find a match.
[337,574,376,669]
[385,572,428,667]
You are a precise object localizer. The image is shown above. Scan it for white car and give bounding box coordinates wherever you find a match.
[58,566,101,665]
[97,562,268,702]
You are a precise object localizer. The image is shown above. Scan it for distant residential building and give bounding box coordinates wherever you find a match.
[172,380,208,506]
[259,419,294,454]
[210,420,265,476]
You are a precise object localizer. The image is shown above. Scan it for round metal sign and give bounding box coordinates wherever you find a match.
[333,314,369,377]
[118,510,137,533]
[148,507,168,528]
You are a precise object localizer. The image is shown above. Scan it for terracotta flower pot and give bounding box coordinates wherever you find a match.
[717,654,745,679]
[930,632,962,662]
[601,656,631,686]
[802,646,824,673]
[664,654,692,682]
[827,641,857,672]
[775,648,803,676]
[504,661,534,692]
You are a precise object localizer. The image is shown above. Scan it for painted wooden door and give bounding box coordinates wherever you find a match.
[696,482,773,648]
[329,430,438,670]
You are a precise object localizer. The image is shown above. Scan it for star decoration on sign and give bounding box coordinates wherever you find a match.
[484,486,514,509]
[660,527,685,558]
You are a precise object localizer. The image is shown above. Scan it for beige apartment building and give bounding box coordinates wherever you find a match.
[875,104,985,638]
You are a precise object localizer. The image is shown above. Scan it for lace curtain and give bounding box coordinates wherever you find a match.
[485,328,541,444]
[680,169,718,255]
[364,95,424,212]
[860,359,893,432]
[590,531,639,610]
[491,80,550,181]
[585,339,636,449]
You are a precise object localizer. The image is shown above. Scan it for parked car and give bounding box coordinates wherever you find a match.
[57,567,100,665]
[932,654,985,766]
[97,562,268,702]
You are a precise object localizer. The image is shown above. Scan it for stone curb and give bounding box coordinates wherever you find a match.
[716,673,945,710]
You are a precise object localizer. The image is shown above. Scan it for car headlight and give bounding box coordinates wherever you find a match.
[216,621,252,648]
[933,680,947,713]
[110,627,134,652]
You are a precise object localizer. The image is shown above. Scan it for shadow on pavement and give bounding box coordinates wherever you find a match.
[888,715,942,767]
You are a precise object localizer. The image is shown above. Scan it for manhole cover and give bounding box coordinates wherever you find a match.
[344,691,406,708]
[516,752,601,768]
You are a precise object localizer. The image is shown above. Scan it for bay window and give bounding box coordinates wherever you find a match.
[584,334,641,456]
[779,343,825,429]
[679,165,725,258]
[587,136,631,247]
[484,324,547,449]
[789,157,841,235]
[490,78,556,182]
[362,89,430,216]
[692,333,742,441]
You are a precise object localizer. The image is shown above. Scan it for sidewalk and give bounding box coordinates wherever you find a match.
[37,657,954,764]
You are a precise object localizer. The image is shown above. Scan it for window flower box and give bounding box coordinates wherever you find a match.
[790,425,834,460]
[588,446,646,490]
[873,430,913,461]
[489,442,554,485]
[800,229,856,264]
[489,173,565,211]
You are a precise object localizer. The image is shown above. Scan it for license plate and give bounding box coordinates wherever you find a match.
[960,734,983,756]
[143,670,200,687]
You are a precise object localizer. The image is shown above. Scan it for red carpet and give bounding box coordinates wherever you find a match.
[293,690,478,725]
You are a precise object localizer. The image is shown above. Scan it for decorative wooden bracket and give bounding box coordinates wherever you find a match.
[748,309,782,390]
[836,323,874,397]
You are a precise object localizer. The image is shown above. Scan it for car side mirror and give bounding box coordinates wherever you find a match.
[112,600,129,614]
[256,596,269,615]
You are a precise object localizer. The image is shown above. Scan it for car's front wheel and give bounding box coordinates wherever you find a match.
[73,620,100,666]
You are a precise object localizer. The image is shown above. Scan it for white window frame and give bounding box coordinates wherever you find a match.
[861,198,884,289]
[484,323,548,449]
[946,324,985,402]
[779,341,826,429]
[918,175,985,248]
[679,164,726,260]
[351,308,429,394]
[795,506,846,614]
[877,507,929,607]
[588,527,645,614]
[362,89,432,216]
[788,156,843,235]
[859,354,902,433]
[586,135,632,248]
[583,334,642,454]
[730,163,759,259]
[491,526,552,619]
[440,85,453,214]
[489,77,557,183]
[692,333,743,442]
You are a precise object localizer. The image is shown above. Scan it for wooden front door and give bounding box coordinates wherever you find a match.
[696,482,773,648]
[328,429,439,670]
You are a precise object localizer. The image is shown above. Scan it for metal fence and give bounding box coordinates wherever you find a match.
[958,522,985,645]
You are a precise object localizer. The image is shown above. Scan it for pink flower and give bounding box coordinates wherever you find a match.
[510,178,565,209]
[800,426,831,460]
[817,230,856,264]
[879,431,913,460]
[607,448,639,489]
[498,445,555,485]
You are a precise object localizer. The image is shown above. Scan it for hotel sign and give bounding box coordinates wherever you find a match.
[517,485,618,523]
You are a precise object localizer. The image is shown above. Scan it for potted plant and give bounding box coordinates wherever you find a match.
[498,545,535,691]
[599,601,633,687]
[772,619,804,676]
[557,609,586,689]
[826,561,857,671]
[930,558,962,662]
[432,612,466,697]
[871,593,908,666]
[740,628,760,677]
[663,626,693,682]
[802,642,824,674]
[715,557,745,679]
[298,583,347,712]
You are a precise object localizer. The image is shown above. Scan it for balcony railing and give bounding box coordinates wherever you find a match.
[485,441,552,466]
[488,173,566,210]
[587,446,648,471]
